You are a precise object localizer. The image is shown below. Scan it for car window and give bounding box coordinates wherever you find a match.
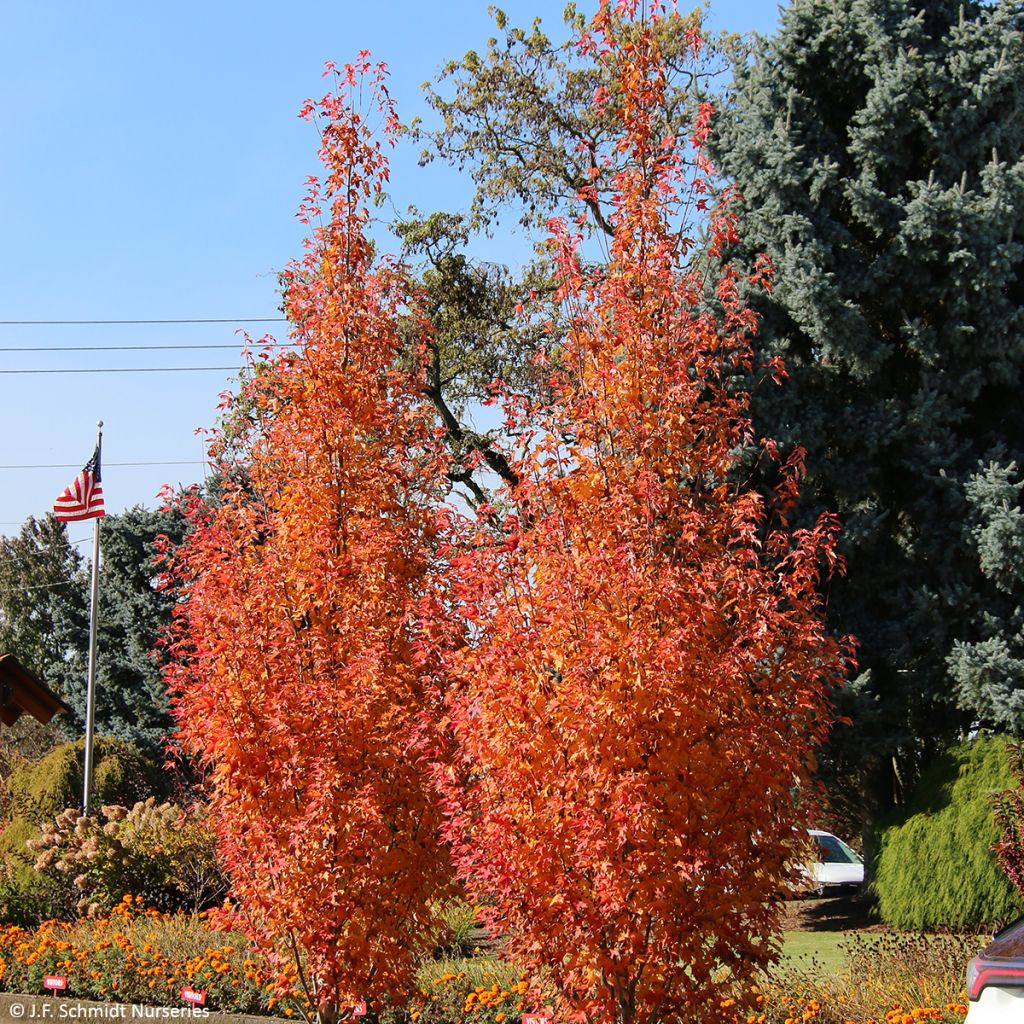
[815,834,861,864]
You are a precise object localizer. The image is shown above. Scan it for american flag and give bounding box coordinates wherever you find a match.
[53,443,105,521]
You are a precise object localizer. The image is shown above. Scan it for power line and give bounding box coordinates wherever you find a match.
[0,367,239,374]
[0,317,286,325]
[0,344,249,352]
[0,461,206,469]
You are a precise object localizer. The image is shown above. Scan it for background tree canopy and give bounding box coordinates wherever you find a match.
[4,0,1019,844]
[405,0,1024,830]
[710,0,1024,822]
[0,506,186,760]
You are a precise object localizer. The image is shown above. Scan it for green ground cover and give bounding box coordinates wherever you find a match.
[780,930,868,975]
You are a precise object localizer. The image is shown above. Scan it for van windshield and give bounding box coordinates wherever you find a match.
[815,834,861,864]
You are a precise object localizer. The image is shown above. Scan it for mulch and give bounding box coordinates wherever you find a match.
[782,895,886,933]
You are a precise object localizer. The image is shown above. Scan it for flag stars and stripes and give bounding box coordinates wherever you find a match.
[53,444,105,522]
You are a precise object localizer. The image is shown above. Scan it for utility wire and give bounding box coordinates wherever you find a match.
[0,342,298,352]
[0,318,287,325]
[0,367,238,374]
[0,461,205,469]
[1,344,247,352]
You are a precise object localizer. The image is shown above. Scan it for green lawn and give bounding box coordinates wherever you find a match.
[779,930,865,975]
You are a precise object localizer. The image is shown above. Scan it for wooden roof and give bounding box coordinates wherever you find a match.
[0,654,71,727]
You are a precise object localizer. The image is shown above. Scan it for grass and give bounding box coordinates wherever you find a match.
[779,929,878,975]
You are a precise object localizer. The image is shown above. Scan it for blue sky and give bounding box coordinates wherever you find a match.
[0,0,780,546]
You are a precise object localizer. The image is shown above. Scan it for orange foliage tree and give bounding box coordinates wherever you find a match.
[162,57,454,1022]
[434,6,851,1024]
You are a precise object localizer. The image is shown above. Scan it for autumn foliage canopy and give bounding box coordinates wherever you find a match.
[163,57,454,1018]
[434,9,848,1024]
[164,6,850,1024]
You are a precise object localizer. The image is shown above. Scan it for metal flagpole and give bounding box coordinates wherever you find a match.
[82,421,103,816]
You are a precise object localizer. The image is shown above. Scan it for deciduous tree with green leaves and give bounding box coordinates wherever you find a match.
[0,516,87,763]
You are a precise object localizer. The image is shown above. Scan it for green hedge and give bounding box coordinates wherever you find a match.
[875,734,1023,930]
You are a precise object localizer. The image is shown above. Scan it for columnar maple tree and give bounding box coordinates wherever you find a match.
[435,7,849,1024]
[163,58,453,1021]
[165,10,850,1024]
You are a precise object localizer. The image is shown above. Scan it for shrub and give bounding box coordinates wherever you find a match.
[874,734,1022,930]
[4,738,168,824]
[27,799,226,917]
[0,738,170,925]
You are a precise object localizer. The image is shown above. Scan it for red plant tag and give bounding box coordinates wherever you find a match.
[522,1014,552,1024]
[181,987,207,1006]
[43,976,67,992]
[353,1001,368,1017]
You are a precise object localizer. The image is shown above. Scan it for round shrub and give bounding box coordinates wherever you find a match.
[28,798,225,917]
[875,733,1023,930]
[4,737,168,823]
[0,738,168,924]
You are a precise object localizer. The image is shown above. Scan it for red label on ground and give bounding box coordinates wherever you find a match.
[353,1001,368,1017]
[181,987,207,1006]
[43,975,67,991]
[522,1015,551,1024]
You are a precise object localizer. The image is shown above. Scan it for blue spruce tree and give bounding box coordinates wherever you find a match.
[711,0,1024,821]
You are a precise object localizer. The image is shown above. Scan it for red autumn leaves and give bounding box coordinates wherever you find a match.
[163,8,850,1024]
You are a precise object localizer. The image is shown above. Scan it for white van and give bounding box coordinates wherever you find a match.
[801,829,865,897]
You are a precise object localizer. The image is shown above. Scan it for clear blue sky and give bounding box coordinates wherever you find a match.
[0,0,779,547]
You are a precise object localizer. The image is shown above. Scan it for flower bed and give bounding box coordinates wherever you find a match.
[0,896,305,1017]
[716,931,980,1024]
[0,899,980,1024]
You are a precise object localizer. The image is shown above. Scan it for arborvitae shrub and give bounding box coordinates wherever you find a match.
[875,734,1022,930]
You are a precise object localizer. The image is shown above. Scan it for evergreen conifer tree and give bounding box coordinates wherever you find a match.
[0,508,185,759]
[710,0,1024,816]
[55,506,187,758]
[949,461,1024,731]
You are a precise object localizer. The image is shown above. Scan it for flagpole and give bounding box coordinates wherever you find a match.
[82,421,103,817]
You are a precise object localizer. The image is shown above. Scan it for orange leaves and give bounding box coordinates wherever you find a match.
[165,10,850,1024]
[436,7,850,1024]
[164,57,453,1019]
